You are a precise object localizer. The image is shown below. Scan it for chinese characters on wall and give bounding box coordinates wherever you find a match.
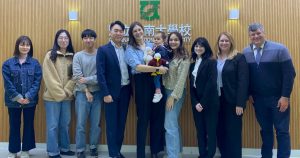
[119,24,192,43]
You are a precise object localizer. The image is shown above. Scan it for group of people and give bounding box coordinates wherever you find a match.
[2,21,295,158]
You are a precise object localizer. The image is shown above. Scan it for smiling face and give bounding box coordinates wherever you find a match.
[132,25,144,41]
[194,44,205,57]
[249,28,266,47]
[168,33,181,50]
[110,24,124,44]
[18,41,31,56]
[57,32,70,50]
[218,34,231,53]
[82,36,95,49]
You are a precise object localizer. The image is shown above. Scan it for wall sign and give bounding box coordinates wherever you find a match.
[140,0,160,21]
[121,24,192,43]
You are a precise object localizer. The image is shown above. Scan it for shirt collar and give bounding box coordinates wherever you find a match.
[110,40,123,49]
[253,41,266,50]
[13,56,31,65]
[196,57,202,62]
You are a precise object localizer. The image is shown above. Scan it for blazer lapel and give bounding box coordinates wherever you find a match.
[250,43,256,61]
[196,59,206,77]
[108,42,120,67]
[190,62,196,84]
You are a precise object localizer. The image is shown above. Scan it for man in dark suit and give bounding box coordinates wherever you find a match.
[243,23,296,158]
[96,20,131,158]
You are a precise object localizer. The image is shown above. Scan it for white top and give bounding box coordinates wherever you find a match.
[111,41,130,86]
[217,57,226,96]
[253,42,265,58]
[192,57,202,88]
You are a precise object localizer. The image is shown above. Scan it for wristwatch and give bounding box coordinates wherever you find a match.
[156,68,160,72]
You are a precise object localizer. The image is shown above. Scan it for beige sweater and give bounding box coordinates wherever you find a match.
[43,51,75,101]
[163,58,190,100]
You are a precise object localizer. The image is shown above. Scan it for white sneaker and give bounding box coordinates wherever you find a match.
[20,151,30,158]
[7,152,16,158]
[152,93,163,103]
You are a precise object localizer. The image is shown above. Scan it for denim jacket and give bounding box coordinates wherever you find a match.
[2,56,42,108]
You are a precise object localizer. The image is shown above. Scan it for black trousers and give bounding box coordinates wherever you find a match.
[8,106,36,153]
[105,85,131,157]
[134,73,165,158]
[217,90,242,158]
[192,104,219,158]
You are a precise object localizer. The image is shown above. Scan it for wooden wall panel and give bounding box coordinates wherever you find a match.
[0,0,299,149]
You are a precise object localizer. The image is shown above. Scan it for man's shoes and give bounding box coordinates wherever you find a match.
[151,153,159,158]
[77,151,86,158]
[90,148,98,156]
[48,155,61,158]
[152,93,163,103]
[60,150,75,156]
[110,153,125,158]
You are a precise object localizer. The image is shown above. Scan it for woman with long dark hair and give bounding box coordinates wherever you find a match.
[42,29,75,158]
[163,32,190,158]
[189,37,219,158]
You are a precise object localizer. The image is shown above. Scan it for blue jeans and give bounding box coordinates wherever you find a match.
[164,89,185,158]
[154,75,161,89]
[75,91,101,152]
[44,100,71,156]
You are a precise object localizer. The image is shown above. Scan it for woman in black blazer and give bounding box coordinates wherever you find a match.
[215,32,249,158]
[189,37,219,158]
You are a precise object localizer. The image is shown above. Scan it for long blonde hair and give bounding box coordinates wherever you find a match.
[215,32,239,60]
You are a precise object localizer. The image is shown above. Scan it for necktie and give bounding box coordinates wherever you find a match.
[255,47,261,65]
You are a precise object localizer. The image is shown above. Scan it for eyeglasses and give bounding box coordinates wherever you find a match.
[58,36,69,40]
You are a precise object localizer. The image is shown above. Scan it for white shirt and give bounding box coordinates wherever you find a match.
[217,57,226,96]
[192,57,202,88]
[111,41,130,86]
[253,42,265,59]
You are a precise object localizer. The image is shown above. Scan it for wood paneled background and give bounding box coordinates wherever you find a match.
[0,0,299,149]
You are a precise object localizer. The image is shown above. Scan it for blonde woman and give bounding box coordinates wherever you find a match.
[215,32,249,158]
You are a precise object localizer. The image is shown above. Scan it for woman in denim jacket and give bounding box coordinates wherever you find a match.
[2,36,42,158]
